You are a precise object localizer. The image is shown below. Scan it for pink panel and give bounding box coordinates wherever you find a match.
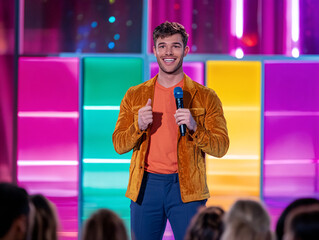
[17,57,79,240]
[17,118,78,161]
[150,62,204,85]
[18,57,79,111]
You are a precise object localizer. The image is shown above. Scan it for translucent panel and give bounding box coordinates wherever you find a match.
[83,58,143,106]
[206,61,261,209]
[22,0,143,54]
[82,57,143,235]
[18,57,79,240]
[264,61,319,197]
[0,0,15,181]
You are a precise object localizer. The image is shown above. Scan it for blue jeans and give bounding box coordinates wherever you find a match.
[130,172,207,240]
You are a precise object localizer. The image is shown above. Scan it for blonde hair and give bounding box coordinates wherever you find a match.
[221,199,272,240]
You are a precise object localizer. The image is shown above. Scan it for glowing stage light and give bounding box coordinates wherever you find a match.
[91,21,98,28]
[292,47,300,58]
[292,0,300,42]
[114,34,120,40]
[18,160,78,166]
[236,0,244,38]
[108,42,115,49]
[108,16,116,23]
[235,48,244,59]
[83,159,131,164]
[83,106,120,110]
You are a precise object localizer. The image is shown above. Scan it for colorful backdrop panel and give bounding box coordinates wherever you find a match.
[206,61,261,209]
[17,57,79,240]
[264,61,319,200]
[82,57,143,229]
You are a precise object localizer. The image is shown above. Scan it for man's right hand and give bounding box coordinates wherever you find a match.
[138,98,153,131]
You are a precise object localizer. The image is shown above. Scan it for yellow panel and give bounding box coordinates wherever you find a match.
[205,61,261,210]
[207,61,261,107]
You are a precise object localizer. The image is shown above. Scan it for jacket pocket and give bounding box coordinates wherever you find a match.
[190,108,205,126]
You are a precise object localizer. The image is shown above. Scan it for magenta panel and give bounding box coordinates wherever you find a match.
[17,57,79,240]
[150,62,204,85]
[264,61,319,198]
[18,57,79,111]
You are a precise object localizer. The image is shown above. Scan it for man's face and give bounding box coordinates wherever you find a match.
[153,33,189,75]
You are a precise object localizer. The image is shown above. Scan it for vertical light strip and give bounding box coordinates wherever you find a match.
[291,0,300,57]
[291,0,300,42]
[236,0,244,39]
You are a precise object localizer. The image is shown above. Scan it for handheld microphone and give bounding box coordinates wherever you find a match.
[174,87,186,136]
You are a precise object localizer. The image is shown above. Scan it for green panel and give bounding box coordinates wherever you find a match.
[83,57,143,106]
[83,109,132,159]
[82,57,143,234]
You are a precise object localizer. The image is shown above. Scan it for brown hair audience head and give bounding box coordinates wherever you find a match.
[82,208,128,240]
[185,206,225,240]
[29,194,58,240]
[153,21,189,49]
[221,199,272,240]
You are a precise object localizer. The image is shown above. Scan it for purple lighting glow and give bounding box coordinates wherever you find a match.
[264,60,319,214]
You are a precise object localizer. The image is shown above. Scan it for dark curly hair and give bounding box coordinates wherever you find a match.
[153,21,189,48]
[184,206,225,240]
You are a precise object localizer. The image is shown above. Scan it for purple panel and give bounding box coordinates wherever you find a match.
[150,62,204,85]
[264,61,319,199]
[17,57,79,240]
[0,0,15,182]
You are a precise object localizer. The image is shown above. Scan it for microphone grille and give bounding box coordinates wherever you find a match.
[174,87,183,99]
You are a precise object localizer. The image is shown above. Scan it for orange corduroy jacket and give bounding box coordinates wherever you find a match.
[112,74,229,203]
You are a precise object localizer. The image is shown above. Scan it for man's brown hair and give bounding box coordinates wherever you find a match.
[153,21,189,48]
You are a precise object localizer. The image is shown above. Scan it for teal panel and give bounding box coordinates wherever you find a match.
[82,57,143,234]
[83,57,143,106]
[82,162,131,230]
[83,109,132,159]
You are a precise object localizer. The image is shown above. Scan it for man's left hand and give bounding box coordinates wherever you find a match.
[174,108,197,132]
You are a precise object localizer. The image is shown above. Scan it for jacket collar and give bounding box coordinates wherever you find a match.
[144,73,198,108]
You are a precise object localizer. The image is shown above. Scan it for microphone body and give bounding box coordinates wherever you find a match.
[174,87,186,136]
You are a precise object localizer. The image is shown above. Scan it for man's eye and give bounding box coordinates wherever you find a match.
[159,46,165,48]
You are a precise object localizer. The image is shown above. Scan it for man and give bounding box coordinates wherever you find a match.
[0,182,30,240]
[112,21,229,240]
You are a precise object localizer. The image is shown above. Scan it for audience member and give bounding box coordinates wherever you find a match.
[82,208,128,240]
[184,206,224,240]
[221,199,272,240]
[0,182,30,240]
[283,210,319,240]
[275,197,319,240]
[29,194,58,240]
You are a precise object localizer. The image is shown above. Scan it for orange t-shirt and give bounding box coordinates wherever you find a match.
[144,79,184,174]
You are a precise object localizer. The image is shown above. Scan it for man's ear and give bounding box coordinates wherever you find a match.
[184,45,190,56]
[153,45,156,55]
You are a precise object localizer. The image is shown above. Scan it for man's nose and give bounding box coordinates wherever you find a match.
[165,47,172,55]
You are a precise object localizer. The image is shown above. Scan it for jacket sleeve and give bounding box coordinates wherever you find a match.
[112,88,145,154]
[190,91,229,158]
